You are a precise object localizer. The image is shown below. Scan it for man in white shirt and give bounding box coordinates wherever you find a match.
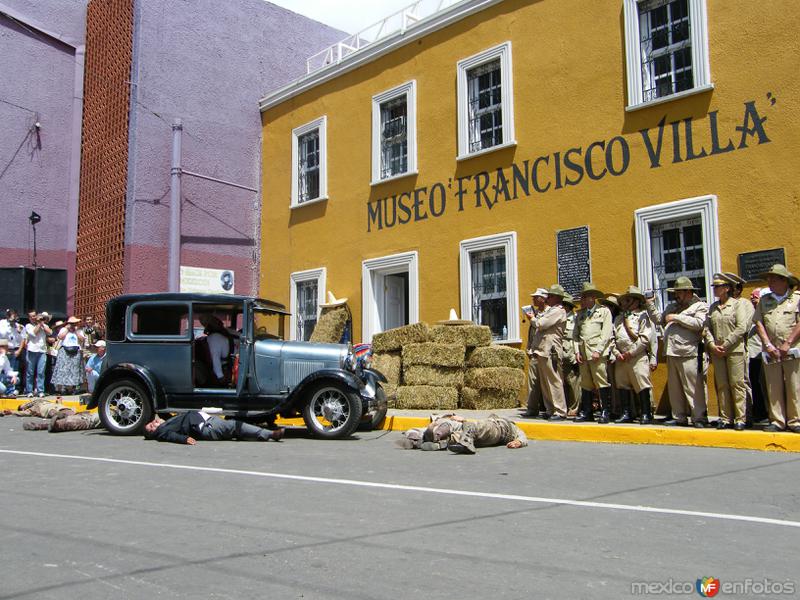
[23,311,51,397]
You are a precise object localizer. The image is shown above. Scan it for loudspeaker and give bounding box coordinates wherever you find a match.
[33,268,67,317]
[0,267,34,315]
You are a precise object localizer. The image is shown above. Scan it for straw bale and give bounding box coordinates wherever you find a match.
[371,322,430,353]
[395,385,459,410]
[371,351,401,384]
[382,384,398,406]
[459,387,521,410]
[466,345,526,369]
[402,342,465,367]
[402,365,464,388]
[429,324,492,347]
[464,367,525,391]
[308,306,349,343]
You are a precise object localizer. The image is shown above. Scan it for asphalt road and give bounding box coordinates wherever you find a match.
[1,419,798,600]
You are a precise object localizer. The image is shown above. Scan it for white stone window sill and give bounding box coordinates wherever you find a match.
[457,140,517,162]
[290,196,328,210]
[626,83,714,112]
[370,170,419,187]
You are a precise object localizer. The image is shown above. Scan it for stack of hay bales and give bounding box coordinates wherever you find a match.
[461,345,527,410]
[398,342,465,410]
[371,322,429,404]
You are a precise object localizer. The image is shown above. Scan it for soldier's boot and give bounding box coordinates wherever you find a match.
[597,387,612,424]
[448,425,477,454]
[639,389,654,425]
[574,390,595,422]
[23,419,49,430]
[420,440,449,451]
[614,389,633,423]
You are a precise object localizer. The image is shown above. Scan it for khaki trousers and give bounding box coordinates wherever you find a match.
[667,356,707,422]
[536,354,567,417]
[563,359,581,413]
[579,357,609,390]
[526,356,544,414]
[763,358,800,429]
[711,354,747,425]
[616,355,652,393]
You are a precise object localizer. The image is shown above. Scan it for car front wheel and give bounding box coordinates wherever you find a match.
[359,385,388,431]
[302,381,363,439]
[98,379,153,435]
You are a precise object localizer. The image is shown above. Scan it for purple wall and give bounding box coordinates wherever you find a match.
[124,0,344,295]
[0,1,86,309]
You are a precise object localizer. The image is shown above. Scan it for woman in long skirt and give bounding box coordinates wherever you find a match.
[52,316,86,393]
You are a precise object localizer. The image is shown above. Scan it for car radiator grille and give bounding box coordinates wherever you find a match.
[283,361,326,389]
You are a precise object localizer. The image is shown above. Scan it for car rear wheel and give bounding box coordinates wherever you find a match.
[302,381,363,439]
[359,385,388,431]
[98,379,153,435]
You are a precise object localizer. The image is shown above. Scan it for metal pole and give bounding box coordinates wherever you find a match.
[32,222,38,267]
[168,118,182,292]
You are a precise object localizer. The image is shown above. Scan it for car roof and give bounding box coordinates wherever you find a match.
[107,293,287,312]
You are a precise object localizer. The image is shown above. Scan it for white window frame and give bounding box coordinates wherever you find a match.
[456,41,516,160]
[623,0,712,111]
[289,267,326,341]
[361,251,419,343]
[371,80,417,185]
[291,116,328,208]
[459,231,519,344]
[634,195,720,305]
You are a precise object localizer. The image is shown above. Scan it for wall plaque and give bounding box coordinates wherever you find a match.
[557,226,591,298]
[738,248,786,282]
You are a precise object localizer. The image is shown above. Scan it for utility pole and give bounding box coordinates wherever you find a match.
[168,119,182,292]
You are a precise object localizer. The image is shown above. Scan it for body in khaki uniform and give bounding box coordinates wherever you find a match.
[752,265,800,432]
[525,289,548,416]
[646,277,709,426]
[704,274,748,429]
[610,286,654,424]
[530,285,568,419]
[561,297,582,414]
[573,282,613,423]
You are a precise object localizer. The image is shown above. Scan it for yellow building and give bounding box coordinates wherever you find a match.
[259,0,798,403]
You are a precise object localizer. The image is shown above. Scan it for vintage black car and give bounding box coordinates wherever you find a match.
[87,293,387,438]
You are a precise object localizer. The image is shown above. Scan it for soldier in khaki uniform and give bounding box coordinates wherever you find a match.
[610,287,654,424]
[599,294,623,418]
[752,264,800,433]
[530,284,568,420]
[704,273,749,430]
[398,413,527,453]
[524,288,549,417]
[561,294,582,416]
[573,282,613,423]
[724,271,757,422]
[646,276,709,426]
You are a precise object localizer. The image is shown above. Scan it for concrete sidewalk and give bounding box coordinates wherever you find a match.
[2,394,798,453]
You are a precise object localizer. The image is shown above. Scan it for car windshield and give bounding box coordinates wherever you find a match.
[253,308,286,340]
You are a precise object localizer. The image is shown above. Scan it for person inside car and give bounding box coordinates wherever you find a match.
[195,314,237,387]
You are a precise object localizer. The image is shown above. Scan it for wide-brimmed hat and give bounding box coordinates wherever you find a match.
[618,286,645,303]
[667,276,699,292]
[530,287,549,299]
[579,282,604,297]
[53,320,64,328]
[437,308,474,325]
[546,284,567,298]
[723,271,746,286]
[599,294,620,311]
[319,291,348,308]
[711,273,735,287]
[95,340,106,348]
[561,293,576,309]
[0,339,8,348]
[67,316,81,324]
[758,264,799,287]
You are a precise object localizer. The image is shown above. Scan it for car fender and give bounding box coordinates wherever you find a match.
[289,368,363,408]
[362,368,387,384]
[89,363,165,410]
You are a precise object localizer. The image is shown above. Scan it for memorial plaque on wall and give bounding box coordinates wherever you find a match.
[557,226,591,297]
[738,248,785,282]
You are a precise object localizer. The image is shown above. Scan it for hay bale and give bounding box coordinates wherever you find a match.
[402,365,464,388]
[372,322,430,353]
[464,367,525,391]
[395,385,459,410]
[402,342,465,367]
[372,351,401,384]
[459,387,520,410]
[466,345,526,369]
[308,305,349,343]
[430,324,492,347]
[382,384,398,407]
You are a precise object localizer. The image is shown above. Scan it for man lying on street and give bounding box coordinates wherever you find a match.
[398,413,528,454]
[143,410,284,445]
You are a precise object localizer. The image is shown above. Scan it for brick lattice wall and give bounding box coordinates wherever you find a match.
[74,0,133,325]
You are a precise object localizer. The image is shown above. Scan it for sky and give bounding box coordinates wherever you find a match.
[267,0,415,34]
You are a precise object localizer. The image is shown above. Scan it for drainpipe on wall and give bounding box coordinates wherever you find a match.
[168,118,182,292]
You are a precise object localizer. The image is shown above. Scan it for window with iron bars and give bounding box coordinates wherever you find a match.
[296,279,318,341]
[638,0,693,102]
[467,59,503,153]
[649,216,706,308]
[298,129,320,203]
[470,247,508,340]
[380,96,408,179]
